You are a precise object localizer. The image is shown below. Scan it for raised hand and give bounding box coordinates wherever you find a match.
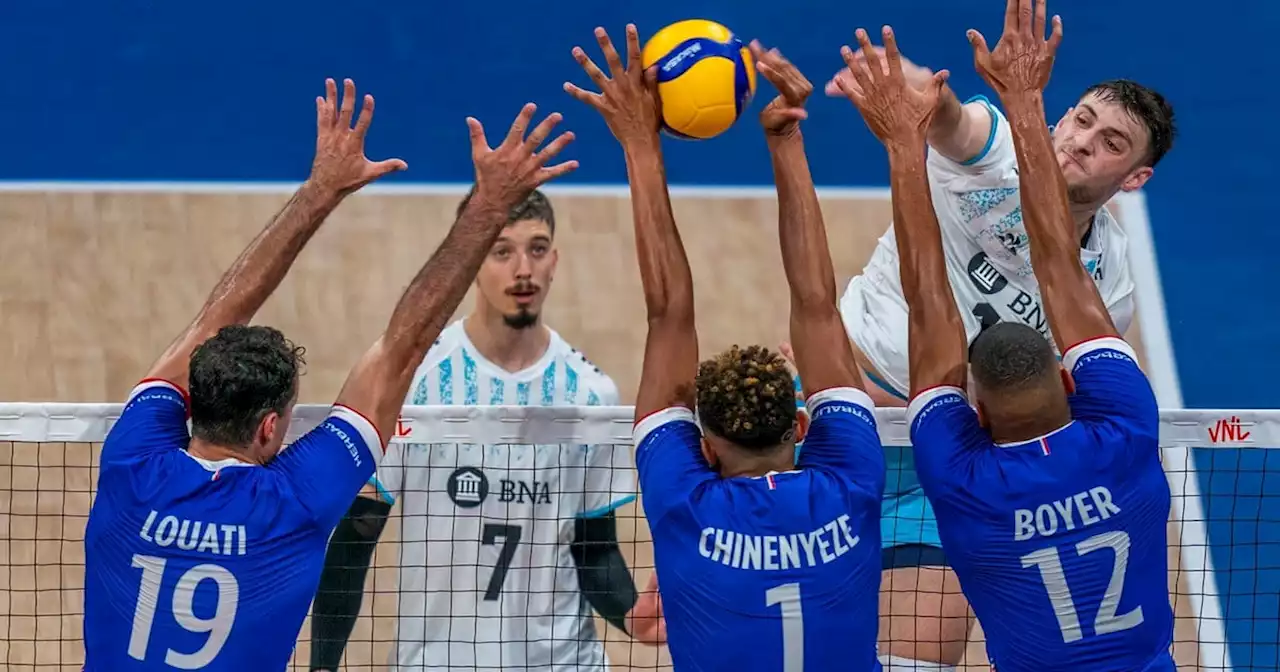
[823,46,937,101]
[836,27,949,147]
[309,78,408,197]
[749,41,813,138]
[968,0,1063,96]
[564,25,662,150]
[468,104,578,209]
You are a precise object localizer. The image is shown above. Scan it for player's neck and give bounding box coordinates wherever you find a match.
[187,438,263,466]
[988,411,1073,446]
[463,312,551,373]
[718,452,795,479]
[1072,203,1098,242]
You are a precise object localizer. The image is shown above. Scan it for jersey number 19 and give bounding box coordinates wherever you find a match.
[128,555,239,669]
[1021,531,1145,643]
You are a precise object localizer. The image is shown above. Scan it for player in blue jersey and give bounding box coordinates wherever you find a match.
[839,4,1174,670]
[565,26,886,670]
[81,79,579,671]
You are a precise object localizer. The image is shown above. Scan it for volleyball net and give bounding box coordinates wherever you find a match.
[2,403,1276,670]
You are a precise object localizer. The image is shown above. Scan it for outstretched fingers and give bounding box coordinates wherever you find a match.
[466,117,490,158]
[572,46,611,92]
[338,79,357,129]
[523,112,563,152]
[967,29,992,65]
[536,130,576,167]
[855,29,883,83]
[595,27,625,79]
[503,103,537,148]
[838,46,869,106]
[353,94,375,139]
[625,24,642,73]
[1047,15,1064,54]
[881,26,904,80]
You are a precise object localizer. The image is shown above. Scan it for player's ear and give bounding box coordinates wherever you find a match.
[1120,165,1153,193]
[1056,106,1073,131]
[699,436,718,469]
[1059,366,1076,396]
[975,400,989,429]
[793,410,810,443]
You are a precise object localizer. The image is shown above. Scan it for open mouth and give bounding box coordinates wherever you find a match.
[509,288,539,305]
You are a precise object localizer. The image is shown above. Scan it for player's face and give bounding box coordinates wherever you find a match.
[1052,95,1155,206]
[476,219,557,330]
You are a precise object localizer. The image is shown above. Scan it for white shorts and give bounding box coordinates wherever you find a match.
[839,273,912,400]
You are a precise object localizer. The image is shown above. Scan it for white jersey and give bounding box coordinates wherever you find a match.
[370,320,636,671]
[840,98,1136,396]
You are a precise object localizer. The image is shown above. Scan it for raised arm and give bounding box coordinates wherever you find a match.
[967,0,1114,350]
[146,79,406,390]
[749,43,861,395]
[565,25,697,421]
[838,28,968,397]
[333,104,577,445]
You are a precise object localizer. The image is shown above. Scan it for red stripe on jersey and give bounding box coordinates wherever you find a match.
[1041,437,1051,456]
[333,403,386,453]
[766,474,776,490]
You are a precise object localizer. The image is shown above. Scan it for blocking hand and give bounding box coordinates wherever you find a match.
[564,25,662,149]
[750,41,813,138]
[309,78,408,197]
[836,27,949,147]
[968,0,1063,97]
[468,104,578,209]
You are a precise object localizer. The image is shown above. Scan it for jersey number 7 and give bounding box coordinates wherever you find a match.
[1021,530,1145,643]
[482,523,522,600]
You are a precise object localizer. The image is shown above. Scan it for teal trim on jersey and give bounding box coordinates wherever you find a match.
[578,494,637,518]
[865,369,909,402]
[368,477,396,506]
[959,95,999,166]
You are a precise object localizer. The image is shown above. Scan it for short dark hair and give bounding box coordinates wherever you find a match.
[1081,79,1176,167]
[189,325,305,447]
[969,323,1058,393]
[456,187,556,235]
[695,345,796,450]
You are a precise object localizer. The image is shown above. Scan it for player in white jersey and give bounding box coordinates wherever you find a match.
[310,189,664,672]
[823,34,1177,671]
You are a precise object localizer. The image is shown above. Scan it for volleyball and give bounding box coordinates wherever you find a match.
[641,19,757,140]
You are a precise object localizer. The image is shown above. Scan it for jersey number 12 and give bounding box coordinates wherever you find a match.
[129,555,239,669]
[1021,530,1145,643]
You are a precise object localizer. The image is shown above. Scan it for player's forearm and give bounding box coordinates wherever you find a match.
[382,195,512,364]
[192,181,341,334]
[1001,92,1119,345]
[768,130,859,392]
[886,142,968,392]
[768,130,837,314]
[624,140,695,326]
[1000,92,1077,255]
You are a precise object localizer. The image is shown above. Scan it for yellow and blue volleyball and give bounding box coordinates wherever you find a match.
[641,19,757,140]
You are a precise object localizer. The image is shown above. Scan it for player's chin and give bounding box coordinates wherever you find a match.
[501,308,541,330]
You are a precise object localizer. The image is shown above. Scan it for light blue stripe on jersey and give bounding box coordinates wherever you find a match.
[566,365,579,404]
[540,362,556,405]
[463,350,479,405]
[438,358,453,404]
[587,390,600,406]
[517,381,530,405]
[489,377,504,405]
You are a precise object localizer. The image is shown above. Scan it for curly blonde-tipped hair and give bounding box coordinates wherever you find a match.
[695,345,797,450]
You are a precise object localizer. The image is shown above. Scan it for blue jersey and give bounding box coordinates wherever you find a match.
[83,380,383,671]
[908,336,1174,671]
[635,387,886,672]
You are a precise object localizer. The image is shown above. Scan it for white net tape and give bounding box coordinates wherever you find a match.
[1,403,1277,447]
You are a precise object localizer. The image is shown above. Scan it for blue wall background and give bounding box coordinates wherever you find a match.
[4,0,1279,667]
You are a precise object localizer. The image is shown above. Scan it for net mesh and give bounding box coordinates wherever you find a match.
[1,403,1275,671]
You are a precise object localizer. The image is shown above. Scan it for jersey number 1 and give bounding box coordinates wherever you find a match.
[765,583,804,672]
[1021,530,1145,643]
[129,555,238,669]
